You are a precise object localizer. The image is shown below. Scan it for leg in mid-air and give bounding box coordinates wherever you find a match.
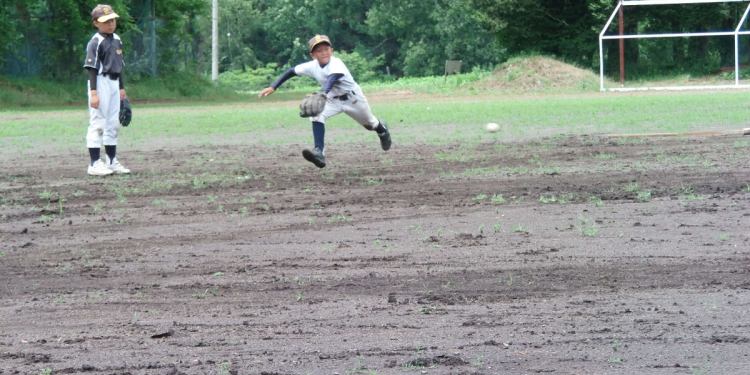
[342,91,391,151]
[302,120,327,168]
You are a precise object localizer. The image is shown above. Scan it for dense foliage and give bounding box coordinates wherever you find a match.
[2,0,750,82]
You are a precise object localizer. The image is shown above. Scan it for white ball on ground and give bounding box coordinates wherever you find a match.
[485,122,500,133]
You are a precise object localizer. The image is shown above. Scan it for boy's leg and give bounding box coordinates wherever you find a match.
[302,120,327,168]
[101,78,119,153]
[302,100,343,168]
[101,78,130,174]
[86,76,113,176]
[343,93,391,151]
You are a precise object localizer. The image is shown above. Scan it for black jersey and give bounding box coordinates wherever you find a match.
[83,32,124,75]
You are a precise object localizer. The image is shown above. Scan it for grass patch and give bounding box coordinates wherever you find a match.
[577,216,599,237]
[636,190,653,202]
[0,73,240,108]
[539,193,573,204]
[4,89,750,154]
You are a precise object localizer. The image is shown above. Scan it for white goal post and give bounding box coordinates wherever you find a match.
[599,0,750,91]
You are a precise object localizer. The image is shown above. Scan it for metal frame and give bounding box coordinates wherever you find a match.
[599,0,750,91]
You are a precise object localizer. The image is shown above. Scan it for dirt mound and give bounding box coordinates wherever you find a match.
[479,55,601,91]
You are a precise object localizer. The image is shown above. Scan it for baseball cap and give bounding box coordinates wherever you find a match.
[91,4,119,23]
[308,34,332,53]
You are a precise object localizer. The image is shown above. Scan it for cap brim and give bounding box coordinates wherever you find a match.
[96,12,119,22]
[309,41,331,52]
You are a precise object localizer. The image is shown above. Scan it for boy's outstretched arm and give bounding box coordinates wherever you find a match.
[259,68,297,97]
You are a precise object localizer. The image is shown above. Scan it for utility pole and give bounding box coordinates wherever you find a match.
[211,0,218,81]
[148,0,156,76]
[618,2,625,86]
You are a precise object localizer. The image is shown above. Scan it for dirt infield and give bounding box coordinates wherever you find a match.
[1,134,749,374]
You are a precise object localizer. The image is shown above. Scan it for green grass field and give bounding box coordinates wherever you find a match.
[1,88,749,158]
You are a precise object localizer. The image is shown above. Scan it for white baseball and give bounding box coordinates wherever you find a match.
[485,122,500,133]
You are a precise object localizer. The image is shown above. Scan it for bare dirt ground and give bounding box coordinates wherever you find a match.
[1,134,749,375]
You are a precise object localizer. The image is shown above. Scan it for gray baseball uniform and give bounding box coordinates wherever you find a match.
[294,56,379,129]
[84,32,124,148]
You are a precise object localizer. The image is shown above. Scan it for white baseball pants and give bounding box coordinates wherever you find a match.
[312,90,379,129]
[86,75,120,148]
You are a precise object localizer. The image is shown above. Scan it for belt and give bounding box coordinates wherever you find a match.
[102,72,120,80]
[333,91,355,101]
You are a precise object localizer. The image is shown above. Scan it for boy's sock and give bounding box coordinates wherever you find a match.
[104,145,116,163]
[374,122,388,135]
[312,121,325,151]
[89,148,101,166]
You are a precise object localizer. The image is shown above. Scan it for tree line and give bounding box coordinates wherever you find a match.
[2,0,749,82]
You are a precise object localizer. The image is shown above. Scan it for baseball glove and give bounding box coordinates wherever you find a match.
[299,92,327,118]
[119,98,132,127]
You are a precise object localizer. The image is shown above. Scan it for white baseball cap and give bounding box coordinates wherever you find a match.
[91,4,119,23]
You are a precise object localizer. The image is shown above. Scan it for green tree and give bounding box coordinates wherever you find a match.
[0,0,17,70]
[367,0,501,76]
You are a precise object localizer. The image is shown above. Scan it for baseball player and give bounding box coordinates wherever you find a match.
[259,34,391,168]
[84,4,130,176]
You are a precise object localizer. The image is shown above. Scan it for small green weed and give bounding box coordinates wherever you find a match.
[38,214,55,223]
[91,202,104,214]
[577,216,599,237]
[419,305,438,315]
[327,214,351,223]
[539,193,572,204]
[490,194,506,204]
[39,369,52,375]
[363,177,384,186]
[589,196,604,207]
[115,190,127,204]
[38,190,54,201]
[473,193,488,202]
[608,339,624,364]
[217,362,231,375]
[151,198,167,207]
[624,182,640,193]
[513,224,529,234]
[678,186,703,201]
[636,190,652,202]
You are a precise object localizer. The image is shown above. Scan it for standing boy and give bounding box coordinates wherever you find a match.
[259,34,391,168]
[84,4,130,176]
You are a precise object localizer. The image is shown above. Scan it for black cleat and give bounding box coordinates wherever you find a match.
[302,147,326,168]
[377,127,391,151]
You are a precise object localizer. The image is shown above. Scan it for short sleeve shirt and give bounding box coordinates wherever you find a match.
[84,33,124,74]
[294,56,360,97]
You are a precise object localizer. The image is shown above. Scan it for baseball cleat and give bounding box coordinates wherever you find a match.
[87,159,114,176]
[106,157,131,174]
[302,147,326,168]
[378,128,391,151]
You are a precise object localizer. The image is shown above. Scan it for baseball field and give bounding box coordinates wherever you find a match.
[1,87,750,374]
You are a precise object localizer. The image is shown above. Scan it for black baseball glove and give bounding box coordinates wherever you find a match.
[299,92,327,118]
[120,98,132,127]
